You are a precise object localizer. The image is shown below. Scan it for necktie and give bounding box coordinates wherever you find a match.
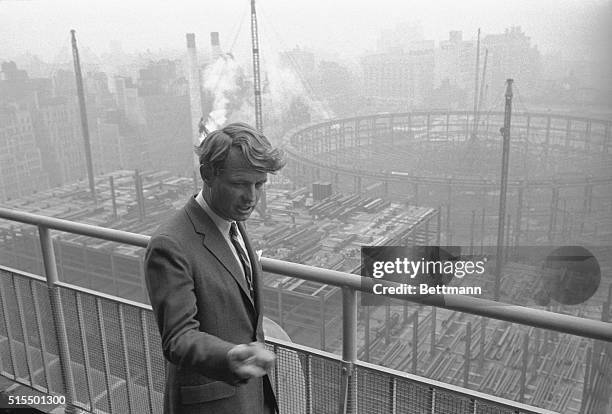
[230,222,254,298]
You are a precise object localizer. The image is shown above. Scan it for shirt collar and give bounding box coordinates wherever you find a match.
[195,190,232,236]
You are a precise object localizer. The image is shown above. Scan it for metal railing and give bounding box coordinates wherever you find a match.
[1,207,610,413]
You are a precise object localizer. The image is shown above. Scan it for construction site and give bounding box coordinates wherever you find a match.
[280,109,612,413]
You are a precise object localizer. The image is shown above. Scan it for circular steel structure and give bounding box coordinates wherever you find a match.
[283,111,612,245]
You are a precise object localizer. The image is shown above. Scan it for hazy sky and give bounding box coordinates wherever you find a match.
[1,0,610,63]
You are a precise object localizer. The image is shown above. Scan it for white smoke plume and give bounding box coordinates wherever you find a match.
[201,51,332,138]
[227,99,255,126]
[261,53,332,121]
[202,55,241,132]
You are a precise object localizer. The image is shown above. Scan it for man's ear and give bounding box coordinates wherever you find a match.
[200,164,213,182]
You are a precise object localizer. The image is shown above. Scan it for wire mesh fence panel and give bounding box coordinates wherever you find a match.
[32,277,64,396]
[0,270,17,379]
[310,353,343,414]
[1,272,28,382]
[394,376,433,414]
[60,289,90,407]
[13,277,42,388]
[433,388,474,414]
[356,366,393,413]
[0,270,66,396]
[23,279,49,392]
[77,292,112,413]
[267,344,308,413]
[58,288,166,414]
[475,400,526,414]
[99,298,130,413]
[122,304,154,414]
[143,309,166,410]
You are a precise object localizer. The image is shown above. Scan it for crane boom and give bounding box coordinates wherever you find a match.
[251,0,263,133]
[70,29,96,203]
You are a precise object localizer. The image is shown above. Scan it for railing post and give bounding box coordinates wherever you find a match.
[38,226,78,414]
[141,310,157,412]
[304,354,312,414]
[340,287,357,414]
[364,306,370,362]
[520,333,529,403]
[430,306,436,358]
[469,210,476,256]
[75,294,94,410]
[320,294,326,350]
[464,322,472,388]
[412,311,418,374]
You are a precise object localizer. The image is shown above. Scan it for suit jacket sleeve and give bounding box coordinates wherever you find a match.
[145,233,240,384]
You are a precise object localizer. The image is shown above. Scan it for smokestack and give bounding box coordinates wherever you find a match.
[210,32,219,46]
[210,32,223,61]
[186,33,203,173]
[186,32,196,49]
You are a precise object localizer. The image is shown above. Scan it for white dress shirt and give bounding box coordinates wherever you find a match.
[195,191,251,277]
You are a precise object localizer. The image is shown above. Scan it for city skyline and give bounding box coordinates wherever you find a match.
[1,0,610,64]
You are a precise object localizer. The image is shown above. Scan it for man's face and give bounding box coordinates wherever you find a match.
[206,147,267,221]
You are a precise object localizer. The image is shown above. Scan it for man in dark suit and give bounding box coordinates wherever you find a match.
[145,122,285,413]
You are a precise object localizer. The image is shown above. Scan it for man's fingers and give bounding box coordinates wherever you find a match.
[246,342,275,370]
[228,344,253,362]
[228,343,275,380]
[234,363,268,379]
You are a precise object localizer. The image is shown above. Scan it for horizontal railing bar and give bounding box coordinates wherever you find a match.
[0,265,47,284]
[0,208,149,247]
[265,336,344,362]
[1,208,611,342]
[262,258,612,342]
[55,281,153,311]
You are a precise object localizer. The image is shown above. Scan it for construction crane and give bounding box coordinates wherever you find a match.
[70,29,96,203]
[494,79,514,300]
[471,28,481,140]
[250,0,267,216]
[251,0,263,133]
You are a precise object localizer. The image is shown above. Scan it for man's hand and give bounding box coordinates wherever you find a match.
[227,342,275,382]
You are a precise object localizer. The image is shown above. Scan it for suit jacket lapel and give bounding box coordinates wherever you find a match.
[184,198,256,312]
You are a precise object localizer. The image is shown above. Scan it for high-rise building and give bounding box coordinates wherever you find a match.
[137,59,185,96]
[52,69,77,97]
[89,110,124,175]
[482,26,541,96]
[32,96,87,187]
[376,22,425,53]
[361,48,435,109]
[113,75,144,125]
[0,105,48,201]
[0,61,53,106]
[317,60,356,116]
[0,61,28,82]
[434,31,476,91]
[85,71,115,109]
[136,60,192,174]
